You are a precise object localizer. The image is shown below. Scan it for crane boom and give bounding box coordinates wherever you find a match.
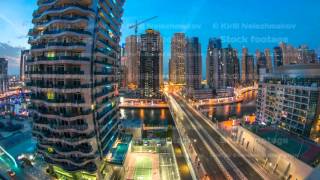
[129,16,158,35]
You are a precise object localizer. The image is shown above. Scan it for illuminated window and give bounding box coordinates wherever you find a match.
[47,91,55,100]
[47,52,55,59]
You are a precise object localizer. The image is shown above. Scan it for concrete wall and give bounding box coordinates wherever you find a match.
[235,126,320,180]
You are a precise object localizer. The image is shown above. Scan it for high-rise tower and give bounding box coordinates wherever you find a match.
[125,35,140,88]
[27,0,125,176]
[170,33,186,84]
[139,29,162,98]
[185,37,202,90]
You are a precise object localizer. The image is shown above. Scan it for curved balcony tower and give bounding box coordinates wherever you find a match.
[27,0,125,175]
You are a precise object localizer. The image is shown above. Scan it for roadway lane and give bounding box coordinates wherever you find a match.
[172,143,193,180]
[174,94,264,180]
[168,96,228,180]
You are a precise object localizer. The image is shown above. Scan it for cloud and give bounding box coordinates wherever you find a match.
[0,42,25,75]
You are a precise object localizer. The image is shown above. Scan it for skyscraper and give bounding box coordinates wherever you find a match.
[170,33,186,84]
[256,49,267,79]
[264,48,273,73]
[206,39,239,89]
[125,35,140,87]
[20,50,30,82]
[224,45,240,88]
[206,38,222,89]
[139,29,162,98]
[256,64,320,143]
[273,46,283,68]
[241,48,255,84]
[297,45,318,64]
[241,48,248,83]
[27,0,125,176]
[185,37,202,90]
[120,45,128,89]
[0,58,8,93]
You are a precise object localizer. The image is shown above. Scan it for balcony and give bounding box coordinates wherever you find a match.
[31,94,85,104]
[33,128,95,145]
[26,82,90,89]
[95,48,117,59]
[43,156,97,173]
[31,41,86,50]
[94,71,115,76]
[27,56,90,63]
[39,149,96,165]
[34,118,89,131]
[34,4,94,19]
[29,29,92,42]
[27,70,85,75]
[30,106,92,118]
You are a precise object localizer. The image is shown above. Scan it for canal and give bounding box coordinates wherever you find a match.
[200,90,257,121]
[120,108,173,139]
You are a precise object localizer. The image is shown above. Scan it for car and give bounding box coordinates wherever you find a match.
[7,170,16,177]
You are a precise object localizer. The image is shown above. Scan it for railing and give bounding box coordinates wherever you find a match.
[31,95,85,104]
[27,56,90,62]
[31,42,86,49]
[26,83,90,89]
[34,4,94,18]
[27,70,85,75]
[30,107,92,117]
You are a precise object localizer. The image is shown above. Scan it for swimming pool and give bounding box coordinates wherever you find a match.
[108,143,129,165]
[0,132,36,158]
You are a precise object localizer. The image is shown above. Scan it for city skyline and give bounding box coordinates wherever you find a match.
[1,0,320,75]
[0,1,319,179]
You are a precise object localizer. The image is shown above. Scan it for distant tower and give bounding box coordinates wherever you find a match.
[185,37,202,90]
[170,33,186,84]
[139,29,162,98]
[0,58,8,93]
[264,48,273,73]
[274,46,283,67]
[126,35,140,87]
[206,38,222,89]
[20,50,30,82]
[241,48,248,83]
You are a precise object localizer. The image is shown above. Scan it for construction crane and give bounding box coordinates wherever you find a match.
[129,16,158,36]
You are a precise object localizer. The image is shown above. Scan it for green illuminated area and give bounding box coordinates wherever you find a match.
[134,157,152,180]
[52,166,97,180]
[47,91,55,100]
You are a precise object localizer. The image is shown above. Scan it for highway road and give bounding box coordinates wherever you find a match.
[168,94,228,179]
[168,93,266,180]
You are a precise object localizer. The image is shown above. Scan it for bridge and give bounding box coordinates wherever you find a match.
[166,92,274,180]
[119,98,168,108]
[0,89,30,101]
[193,86,258,107]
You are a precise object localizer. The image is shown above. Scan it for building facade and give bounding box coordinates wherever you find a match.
[0,58,8,93]
[206,38,222,89]
[264,48,273,73]
[170,33,186,84]
[274,43,318,68]
[255,50,267,80]
[20,50,30,82]
[185,37,202,90]
[256,65,320,143]
[273,46,283,68]
[125,35,140,88]
[206,39,239,90]
[27,0,125,176]
[241,48,255,85]
[139,29,162,98]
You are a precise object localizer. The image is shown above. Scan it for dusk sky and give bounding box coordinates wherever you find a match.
[0,0,319,75]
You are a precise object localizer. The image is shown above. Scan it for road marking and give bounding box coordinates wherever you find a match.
[184,108,248,180]
[169,95,233,180]
[180,95,271,180]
